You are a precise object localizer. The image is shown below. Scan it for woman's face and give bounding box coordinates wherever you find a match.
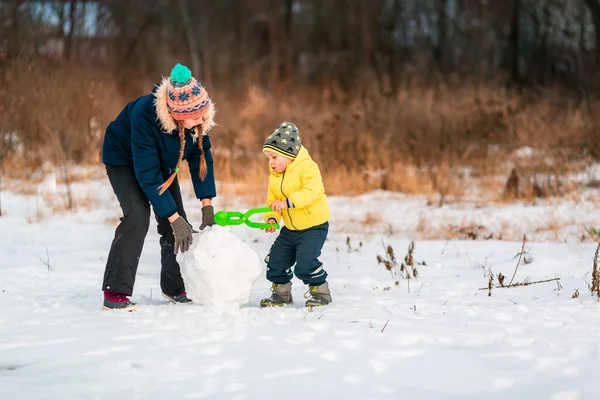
[182,116,205,129]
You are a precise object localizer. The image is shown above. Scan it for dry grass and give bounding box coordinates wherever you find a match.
[531,219,563,242]
[361,212,382,227]
[105,215,121,226]
[591,243,600,299]
[206,82,598,203]
[416,217,505,241]
[415,217,575,242]
[23,190,103,223]
[376,241,425,290]
[3,60,600,209]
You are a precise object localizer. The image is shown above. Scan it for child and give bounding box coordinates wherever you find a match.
[260,122,331,308]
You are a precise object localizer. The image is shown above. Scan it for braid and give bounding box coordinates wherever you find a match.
[177,122,186,165]
[157,122,186,195]
[197,128,207,181]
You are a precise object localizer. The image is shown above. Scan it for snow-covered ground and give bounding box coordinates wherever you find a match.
[1,172,600,399]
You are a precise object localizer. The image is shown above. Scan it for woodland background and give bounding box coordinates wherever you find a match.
[2,0,600,205]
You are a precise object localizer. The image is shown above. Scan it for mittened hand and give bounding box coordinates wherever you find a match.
[170,216,194,254]
[200,205,215,230]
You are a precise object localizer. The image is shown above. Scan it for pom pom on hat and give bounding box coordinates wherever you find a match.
[170,63,192,86]
[166,63,211,121]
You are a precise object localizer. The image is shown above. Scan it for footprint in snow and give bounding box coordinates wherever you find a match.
[0,364,27,371]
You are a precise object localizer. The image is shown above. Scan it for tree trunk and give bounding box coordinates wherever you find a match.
[64,0,77,60]
[388,0,401,96]
[177,0,201,76]
[200,0,212,88]
[283,0,294,83]
[510,0,521,83]
[360,0,373,70]
[585,0,600,64]
[54,1,66,47]
[312,0,328,92]
[268,0,280,91]
[156,0,173,73]
[540,0,550,84]
[120,1,172,67]
[233,0,248,88]
[579,0,592,105]
[7,0,23,60]
[435,0,448,72]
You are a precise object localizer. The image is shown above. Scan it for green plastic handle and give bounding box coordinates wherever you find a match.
[214,207,280,230]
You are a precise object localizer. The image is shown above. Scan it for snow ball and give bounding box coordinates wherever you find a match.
[177,226,264,308]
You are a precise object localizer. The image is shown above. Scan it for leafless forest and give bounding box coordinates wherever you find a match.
[2,0,600,202]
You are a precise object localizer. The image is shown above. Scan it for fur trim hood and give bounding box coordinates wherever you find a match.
[153,77,216,138]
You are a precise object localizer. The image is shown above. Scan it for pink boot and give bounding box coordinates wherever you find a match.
[103,290,138,311]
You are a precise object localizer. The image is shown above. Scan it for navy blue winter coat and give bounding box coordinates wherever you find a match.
[102,78,216,218]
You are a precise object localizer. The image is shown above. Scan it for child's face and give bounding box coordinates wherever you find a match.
[265,151,292,173]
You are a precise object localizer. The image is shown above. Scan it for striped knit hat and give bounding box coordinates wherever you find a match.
[263,122,301,159]
[167,64,211,121]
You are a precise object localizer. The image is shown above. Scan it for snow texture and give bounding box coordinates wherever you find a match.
[2,172,600,399]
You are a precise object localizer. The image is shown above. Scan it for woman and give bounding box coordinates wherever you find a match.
[101,64,216,311]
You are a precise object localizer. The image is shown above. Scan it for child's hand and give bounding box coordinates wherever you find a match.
[262,218,278,234]
[268,201,287,212]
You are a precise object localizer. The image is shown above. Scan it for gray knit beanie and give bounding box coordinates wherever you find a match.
[262,122,301,159]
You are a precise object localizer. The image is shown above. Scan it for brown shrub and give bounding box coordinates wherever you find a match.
[2,60,598,203]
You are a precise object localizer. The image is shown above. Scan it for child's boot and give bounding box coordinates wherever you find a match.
[305,281,331,307]
[102,290,138,311]
[260,282,293,307]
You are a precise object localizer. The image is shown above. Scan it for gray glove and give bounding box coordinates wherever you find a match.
[200,205,215,230]
[170,216,194,254]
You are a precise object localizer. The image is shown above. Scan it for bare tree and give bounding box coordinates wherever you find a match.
[177,0,201,75]
[585,0,600,64]
[510,0,522,83]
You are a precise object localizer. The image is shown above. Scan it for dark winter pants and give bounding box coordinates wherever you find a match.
[266,222,329,286]
[102,165,187,297]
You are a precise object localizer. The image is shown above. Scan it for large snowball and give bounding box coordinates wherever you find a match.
[177,226,264,307]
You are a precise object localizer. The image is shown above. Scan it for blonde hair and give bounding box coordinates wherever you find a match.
[157,121,208,195]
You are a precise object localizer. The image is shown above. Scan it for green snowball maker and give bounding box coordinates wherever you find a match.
[214,207,280,230]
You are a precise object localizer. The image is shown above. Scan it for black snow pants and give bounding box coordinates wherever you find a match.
[102,165,188,297]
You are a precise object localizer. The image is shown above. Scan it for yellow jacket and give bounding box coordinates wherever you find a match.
[265,146,330,231]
